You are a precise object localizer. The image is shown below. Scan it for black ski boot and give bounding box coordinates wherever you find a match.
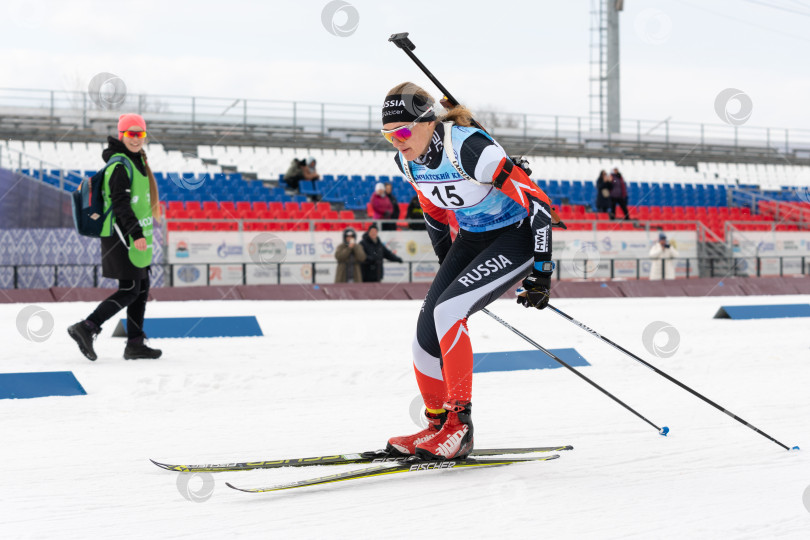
[124,336,162,360]
[68,320,100,361]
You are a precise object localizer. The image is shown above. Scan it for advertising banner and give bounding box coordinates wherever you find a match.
[173,264,207,287]
[729,230,810,276]
[165,229,703,282]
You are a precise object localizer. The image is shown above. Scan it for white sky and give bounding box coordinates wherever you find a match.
[2,0,809,131]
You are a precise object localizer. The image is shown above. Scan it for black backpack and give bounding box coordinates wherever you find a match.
[71,156,132,237]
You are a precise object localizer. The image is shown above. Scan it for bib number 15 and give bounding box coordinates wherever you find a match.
[431,185,465,207]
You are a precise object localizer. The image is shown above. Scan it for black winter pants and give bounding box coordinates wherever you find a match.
[610,197,630,220]
[87,277,150,340]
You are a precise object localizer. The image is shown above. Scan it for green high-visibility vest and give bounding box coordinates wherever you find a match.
[101,153,153,268]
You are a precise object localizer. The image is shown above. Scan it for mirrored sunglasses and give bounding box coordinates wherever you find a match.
[121,130,147,139]
[380,107,434,144]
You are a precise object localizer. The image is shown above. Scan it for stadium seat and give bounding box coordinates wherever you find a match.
[167,201,184,216]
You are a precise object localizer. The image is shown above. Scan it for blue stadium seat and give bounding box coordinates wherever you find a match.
[300,180,323,197]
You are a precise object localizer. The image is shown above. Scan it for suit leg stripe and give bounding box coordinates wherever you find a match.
[412,333,444,381]
[444,322,470,356]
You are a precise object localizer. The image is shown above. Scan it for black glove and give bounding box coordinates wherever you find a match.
[517,272,551,310]
[395,256,404,263]
[552,220,568,230]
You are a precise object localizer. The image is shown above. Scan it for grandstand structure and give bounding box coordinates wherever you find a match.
[1,88,809,283]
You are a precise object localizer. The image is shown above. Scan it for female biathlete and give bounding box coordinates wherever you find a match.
[382,83,555,461]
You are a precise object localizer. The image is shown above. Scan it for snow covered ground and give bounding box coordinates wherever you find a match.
[1,294,809,539]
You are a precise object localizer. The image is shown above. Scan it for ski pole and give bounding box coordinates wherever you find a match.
[546,303,799,452]
[389,32,487,133]
[481,308,669,437]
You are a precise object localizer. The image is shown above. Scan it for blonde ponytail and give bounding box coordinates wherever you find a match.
[140,149,161,221]
[438,105,475,127]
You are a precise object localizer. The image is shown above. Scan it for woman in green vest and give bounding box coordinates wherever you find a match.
[68,113,163,361]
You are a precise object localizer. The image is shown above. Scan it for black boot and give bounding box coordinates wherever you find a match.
[124,336,162,360]
[68,320,100,361]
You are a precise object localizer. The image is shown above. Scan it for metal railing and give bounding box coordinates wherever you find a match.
[2,87,810,154]
[0,145,83,191]
[729,189,810,228]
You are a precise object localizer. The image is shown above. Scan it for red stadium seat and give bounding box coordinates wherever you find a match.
[316,202,331,213]
[252,201,269,213]
[167,201,184,216]
[186,201,202,213]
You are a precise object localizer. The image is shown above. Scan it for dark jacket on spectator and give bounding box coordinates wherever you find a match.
[595,173,611,212]
[610,171,627,199]
[407,195,426,230]
[360,227,403,282]
[101,136,148,280]
[382,191,400,231]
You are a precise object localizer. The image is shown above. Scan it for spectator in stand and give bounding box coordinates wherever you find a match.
[284,156,320,192]
[382,182,400,231]
[406,194,427,230]
[360,223,403,282]
[609,167,630,220]
[369,182,393,222]
[595,169,612,214]
[334,228,366,283]
[649,231,679,280]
